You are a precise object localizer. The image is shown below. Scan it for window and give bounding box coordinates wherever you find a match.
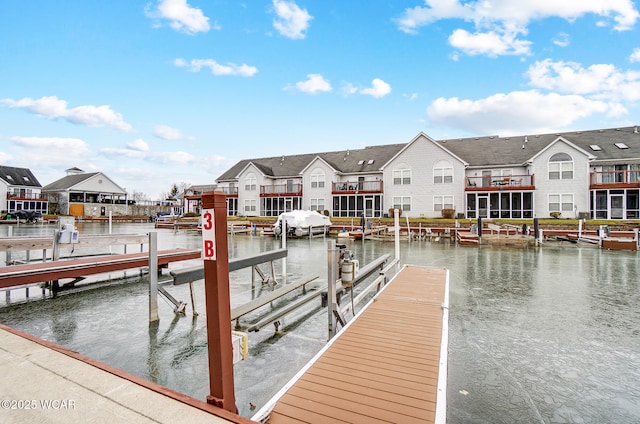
[434,195,454,211]
[244,174,257,191]
[549,194,573,212]
[392,196,411,212]
[244,199,256,212]
[615,142,629,149]
[433,160,453,184]
[393,164,411,185]
[311,173,325,188]
[310,198,325,211]
[548,153,573,180]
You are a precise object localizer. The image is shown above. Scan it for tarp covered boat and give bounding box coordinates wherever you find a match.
[274,210,331,237]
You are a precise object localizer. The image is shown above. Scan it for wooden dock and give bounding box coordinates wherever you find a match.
[254,265,449,424]
[0,249,201,288]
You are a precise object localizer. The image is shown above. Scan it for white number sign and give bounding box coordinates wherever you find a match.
[201,208,216,260]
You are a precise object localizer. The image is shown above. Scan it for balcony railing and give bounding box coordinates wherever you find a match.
[260,183,303,197]
[7,193,48,201]
[465,175,535,191]
[590,171,640,188]
[218,186,238,196]
[332,180,383,194]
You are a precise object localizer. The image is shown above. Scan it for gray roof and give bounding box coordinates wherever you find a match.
[216,144,406,181]
[41,172,100,191]
[0,165,42,187]
[438,126,640,167]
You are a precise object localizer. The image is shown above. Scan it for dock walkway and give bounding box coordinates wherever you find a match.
[0,249,201,288]
[254,265,449,424]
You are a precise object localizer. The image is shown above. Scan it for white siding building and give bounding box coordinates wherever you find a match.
[216,126,640,220]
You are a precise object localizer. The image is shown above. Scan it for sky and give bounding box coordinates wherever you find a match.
[2,0,640,200]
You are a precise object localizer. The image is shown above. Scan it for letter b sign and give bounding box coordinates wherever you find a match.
[201,209,216,260]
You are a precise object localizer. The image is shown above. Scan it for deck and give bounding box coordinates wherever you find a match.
[0,249,201,288]
[255,265,449,424]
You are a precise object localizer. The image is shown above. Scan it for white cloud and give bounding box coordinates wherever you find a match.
[449,28,531,57]
[174,58,258,77]
[426,90,617,136]
[127,139,150,151]
[145,0,210,35]
[630,48,640,63]
[0,151,11,163]
[293,74,332,94]
[359,78,392,98]
[2,96,133,132]
[553,32,570,47]
[526,59,640,102]
[272,0,313,40]
[9,136,93,168]
[396,0,639,57]
[153,125,195,140]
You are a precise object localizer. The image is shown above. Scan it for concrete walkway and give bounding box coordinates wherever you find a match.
[0,325,253,423]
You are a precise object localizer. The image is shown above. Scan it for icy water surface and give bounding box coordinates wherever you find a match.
[1,223,639,422]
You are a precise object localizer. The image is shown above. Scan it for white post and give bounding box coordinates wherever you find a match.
[327,240,338,340]
[394,209,400,261]
[578,218,582,239]
[6,226,12,265]
[149,232,159,322]
[281,216,287,280]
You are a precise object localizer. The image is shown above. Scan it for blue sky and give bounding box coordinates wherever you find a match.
[2,0,640,200]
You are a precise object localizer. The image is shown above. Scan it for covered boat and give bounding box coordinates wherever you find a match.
[274,210,331,237]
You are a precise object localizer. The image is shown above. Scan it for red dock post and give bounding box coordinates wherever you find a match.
[201,191,237,413]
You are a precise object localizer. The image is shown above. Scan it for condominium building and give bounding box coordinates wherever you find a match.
[215,126,640,220]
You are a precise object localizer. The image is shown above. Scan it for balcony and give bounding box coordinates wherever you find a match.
[465,175,535,191]
[219,186,238,197]
[590,171,640,189]
[7,192,48,201]
[260,183,303,197]
[332,180,383,194]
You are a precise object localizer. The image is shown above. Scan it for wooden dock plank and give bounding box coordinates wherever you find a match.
[258,265,449,424]
[0,249,202,288]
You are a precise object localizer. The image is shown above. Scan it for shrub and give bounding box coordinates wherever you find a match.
[388,208,402,217]
[441,208,455,219]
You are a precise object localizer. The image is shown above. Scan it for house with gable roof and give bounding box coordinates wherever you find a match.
[216,126,640,220]
[41,167,128,217]
[0,165,48,216]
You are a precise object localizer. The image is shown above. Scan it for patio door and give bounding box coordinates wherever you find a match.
[284,198,293,212]
[364,197,373,218]
[610,195,624,219]
[478,196,489,218]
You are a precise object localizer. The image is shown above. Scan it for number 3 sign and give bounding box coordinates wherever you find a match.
[201,208,216,260]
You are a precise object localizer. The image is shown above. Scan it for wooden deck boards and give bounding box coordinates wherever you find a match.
[0,248,202,288]
[259,265,449,424]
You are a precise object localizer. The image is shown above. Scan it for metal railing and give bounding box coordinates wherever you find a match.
[260,183,303,196]
[332,180,383,193]
[466,174,534,189]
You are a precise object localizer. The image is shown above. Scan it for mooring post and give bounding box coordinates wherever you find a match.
[149,231,159,322]
[327,239,339,340]
[201,191,237,413]
[281,216,287,280]
[394,209,400,262]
